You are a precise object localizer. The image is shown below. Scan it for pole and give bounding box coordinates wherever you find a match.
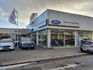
[64,32,65,46]
[35,17,38,47]
[17,22,18,48]
[14,8,19,48]
[17,11,18,48]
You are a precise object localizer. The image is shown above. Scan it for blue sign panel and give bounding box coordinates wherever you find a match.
[30,28,34,33]
[32,21,34,24]
[51,20,60,24]
[31,28,34,32]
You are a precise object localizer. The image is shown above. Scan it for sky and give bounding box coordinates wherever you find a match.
[0,0,93,28]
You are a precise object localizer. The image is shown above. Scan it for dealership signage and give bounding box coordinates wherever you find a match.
[64,21,79,25]
[50,20,79,28]
[51,20,79,25]
[51,20,60,24]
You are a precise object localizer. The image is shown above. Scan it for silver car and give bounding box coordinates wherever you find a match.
[0,38,15,51]
[80,40,93,53]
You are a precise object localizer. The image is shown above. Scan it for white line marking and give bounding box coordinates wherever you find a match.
[0,62,37,70]
[50,64,79,70]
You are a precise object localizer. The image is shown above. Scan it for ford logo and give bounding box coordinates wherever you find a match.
[51,20,60,24]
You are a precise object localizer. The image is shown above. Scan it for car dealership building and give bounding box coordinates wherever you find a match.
[27,9,93,48]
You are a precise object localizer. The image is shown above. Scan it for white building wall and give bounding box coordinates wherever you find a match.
[48,9,93,31]
[75,31,78,46]
[0,28,14,33]
[47,29,51,48]
[0,28,27,34]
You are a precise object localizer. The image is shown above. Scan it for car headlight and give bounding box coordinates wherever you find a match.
[11,44,14,47]
[31,41,34,44]
[0,45,3,50]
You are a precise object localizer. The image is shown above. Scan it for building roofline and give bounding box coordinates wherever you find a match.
[0,28,26,30]
[29,9,48,25]
[47,9,93,18]
[27,8,93,27]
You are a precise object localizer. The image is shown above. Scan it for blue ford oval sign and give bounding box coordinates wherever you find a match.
[51,20,60,24]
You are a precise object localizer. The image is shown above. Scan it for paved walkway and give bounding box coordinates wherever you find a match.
[0,46,87,66]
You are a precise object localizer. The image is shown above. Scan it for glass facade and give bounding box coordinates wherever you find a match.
[37,30,47,47]
[51,29,75,47]
[50,29,92,47]
[78,31,92,40]
[51,29,64,46]
[34,29,93,48]
[78,31,92,45]
[31,33,36,44]
[0,33,10,39]
[64,30,75,46]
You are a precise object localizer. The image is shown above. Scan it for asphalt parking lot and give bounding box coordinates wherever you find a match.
[0,47,87,66]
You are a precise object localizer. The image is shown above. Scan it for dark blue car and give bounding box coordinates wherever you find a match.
[18,37,35,49]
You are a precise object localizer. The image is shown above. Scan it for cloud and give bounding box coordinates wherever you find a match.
[0,8,9,20]
[0,0,93,28]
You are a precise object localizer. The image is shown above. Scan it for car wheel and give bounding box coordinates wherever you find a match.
[80,48,84,52]
[20,47,24,50]
[32,47,35,49]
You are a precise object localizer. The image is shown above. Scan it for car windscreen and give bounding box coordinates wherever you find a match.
[83,41,92,45]
[20,38,31,42]
[0,39,13,43]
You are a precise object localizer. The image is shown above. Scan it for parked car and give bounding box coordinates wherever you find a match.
[80,40,93,53]
[51,39,64,46]
[51,39,60,46]
[18,37,35,49]
[0,38,15,51]
[65,39,75,45]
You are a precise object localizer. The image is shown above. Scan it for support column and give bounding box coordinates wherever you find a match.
[30,34,32,39]
[75,31,78,46]
[92,32,93,40]
[63,32,66,46]
[36,31,39,46]
[41,34,42,45]
[47,29,51,48]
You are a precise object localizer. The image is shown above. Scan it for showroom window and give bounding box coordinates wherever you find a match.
[51,29,75,47]
[78,31,92,40]
[64,30,75,46]
[51,29,64,47]
[38,30,47,47]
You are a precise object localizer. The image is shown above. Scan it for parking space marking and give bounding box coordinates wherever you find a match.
[49,63,84,70]
[0,62,37,70]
